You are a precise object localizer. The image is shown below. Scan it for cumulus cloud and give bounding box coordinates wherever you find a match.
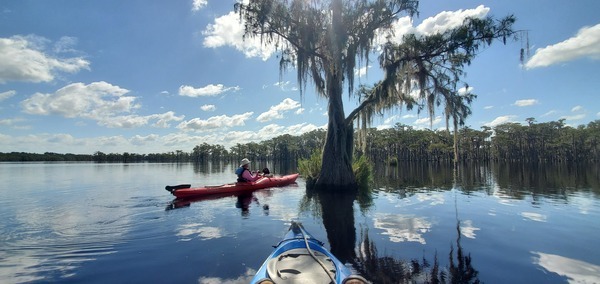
[20,81,183,128]
[21,81,134,118]
[201,104,216,111]
[513,99,539,107]
[219,122,320,146]
[130,134,159,146]
[414,115,442,128]
[382,5,490,44]
[179,84,240,97]
[177,112,253,131]
[0,35,90,84]
[191,0,207,12]
[256,98,301,122]
[0,90,16,101]
[416,5,490,36]
[484,115,518,127]
[203,11,277,60]
[526,23,600,69]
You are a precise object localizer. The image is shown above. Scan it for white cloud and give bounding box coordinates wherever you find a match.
[21,81,134,119]
[151,111,185,128]
[559,105,587,122]
[177,112,254,131]
[513,99,539,107]
[526,23,600,69]
[355,66,370,77]
[0,117,26,127]
[484,115,518,127]
[203,12,277,60]
[483,106,494,110]
[19,81,183,129]
[98,115,151,128]
[273,81,298,91]
[458,85,474,95]
[0,35,90,84]
[256,98,301,122]
[571,105,583,112]
[130,134,159,146]
[560,113,586,121]
[179,84,239,97]
[414,115,442,128]
[97,112,184,129]
[201,104,216,111]
[541,110,558,117]
[191,0,207,12]
[382,5,490,44]
[416,5,490,36]
[0,90,16,101]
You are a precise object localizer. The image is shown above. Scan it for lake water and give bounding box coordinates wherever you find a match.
[0,162,599,283]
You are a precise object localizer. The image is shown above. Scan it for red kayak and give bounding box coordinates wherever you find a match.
[165,173,299,199]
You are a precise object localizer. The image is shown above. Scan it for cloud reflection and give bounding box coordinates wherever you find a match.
[198,268,256,284]
[460,220,480,239]
[416,192,446,205]
[374,213,432,244]
[176,223,223,241]
[532,251,600,283]
[521,212,547,222]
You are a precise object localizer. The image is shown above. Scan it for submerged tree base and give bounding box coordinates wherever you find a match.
[299,151,373,192]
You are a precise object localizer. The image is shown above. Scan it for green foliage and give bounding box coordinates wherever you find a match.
[298,149,373,189]
[298,149,323,185]
[353,155,373,189]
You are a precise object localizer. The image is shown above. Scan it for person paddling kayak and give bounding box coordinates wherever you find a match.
[235,158,261,182]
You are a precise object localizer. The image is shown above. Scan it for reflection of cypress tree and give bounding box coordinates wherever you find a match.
[353,224,481,284]
[353,228,439,283]
[448,221,480,284]
[316,189,357,263]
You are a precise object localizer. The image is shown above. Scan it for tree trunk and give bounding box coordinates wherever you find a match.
[453,118,459,164]
[316,74,356,188]
[315,0,356,189]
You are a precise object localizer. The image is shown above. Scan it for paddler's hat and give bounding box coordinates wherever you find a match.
[240,158,251,166]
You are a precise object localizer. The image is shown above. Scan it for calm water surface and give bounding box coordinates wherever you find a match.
[0,162,599,283]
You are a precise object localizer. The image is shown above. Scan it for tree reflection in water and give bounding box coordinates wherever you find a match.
[353,221,480,284]
[304,185,481,283]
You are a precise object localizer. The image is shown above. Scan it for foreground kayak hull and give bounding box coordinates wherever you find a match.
[251,222,368,284]
[167,173,299,199]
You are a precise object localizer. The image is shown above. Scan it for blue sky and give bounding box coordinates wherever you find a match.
[1,0,599,154]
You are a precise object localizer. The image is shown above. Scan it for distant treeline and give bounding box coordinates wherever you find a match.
[2,119,599,163]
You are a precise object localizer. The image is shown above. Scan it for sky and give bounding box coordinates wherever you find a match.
[1,0,599,154]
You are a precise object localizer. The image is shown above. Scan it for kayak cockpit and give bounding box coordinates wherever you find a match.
[266,249,336,284]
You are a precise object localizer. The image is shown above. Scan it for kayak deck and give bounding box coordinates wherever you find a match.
[251,222,369,284]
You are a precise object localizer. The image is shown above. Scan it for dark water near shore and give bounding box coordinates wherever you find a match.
[0,162,599,283]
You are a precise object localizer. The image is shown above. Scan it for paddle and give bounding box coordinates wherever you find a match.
[165,184,191,193]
